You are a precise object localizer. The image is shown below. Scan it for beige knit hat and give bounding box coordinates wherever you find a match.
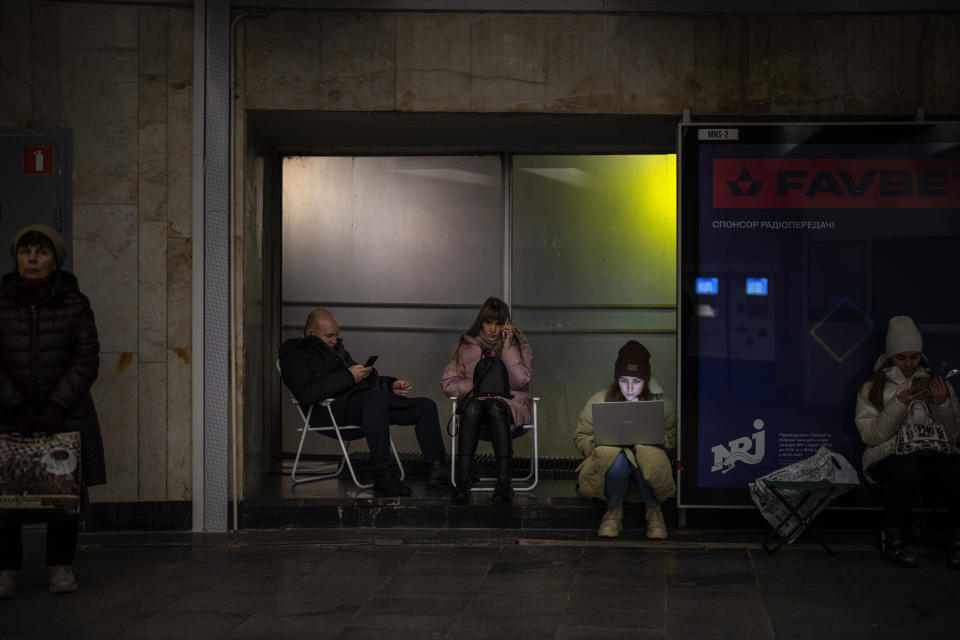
[885,315,923,356]
[10,224,67,269]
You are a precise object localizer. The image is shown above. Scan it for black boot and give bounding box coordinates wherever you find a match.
[452,402,480,501]
[948,532,960,570]
[489,412,514,505]
[426,460,451,488]
[452,455,473,501]
[880,528,920,568]
[374,469,412,497]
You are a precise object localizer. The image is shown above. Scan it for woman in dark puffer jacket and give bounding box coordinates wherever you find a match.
[0,224,104,599]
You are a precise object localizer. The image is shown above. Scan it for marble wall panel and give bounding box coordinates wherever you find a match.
[844,14,922,115]
[397,13,472,111]
[0,2,32,126]
[768,16,845,116]
[140,280,167,364]
[138,361,167,501]
[167,236,192,350]
[541,14,618,113]
[922,14,960,115]
[470,14,547,112]
[140,221,167,363]
[88,351,139,502]
[139,7,168,77]
[167,8,193,239]
[139,8,169,223]
[319,13,397,111]
[693,15,772,115]
[30,2,62,127]
[614,15,695,114]
[139,75,168,222]
[242,11,321,110]
[61,49,139,204]
[166,85,193,238]
[167,8,193,86]
[74,204,138,353]
[59,3,137,51]
[167,347,192,500]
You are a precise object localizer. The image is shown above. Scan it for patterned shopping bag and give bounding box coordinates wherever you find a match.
[0,432,81,508]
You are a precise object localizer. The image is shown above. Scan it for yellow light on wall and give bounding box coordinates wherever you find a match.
[513,154,678,306]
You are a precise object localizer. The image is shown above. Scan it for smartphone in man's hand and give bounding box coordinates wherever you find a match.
[364,355,378,367]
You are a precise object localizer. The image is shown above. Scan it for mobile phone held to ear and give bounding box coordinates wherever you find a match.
[364,355,378,367]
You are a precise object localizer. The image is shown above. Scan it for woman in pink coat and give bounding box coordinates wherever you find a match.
[441,297,534,503]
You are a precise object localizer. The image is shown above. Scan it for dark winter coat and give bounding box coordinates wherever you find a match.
[0,270,106,487]
[278,335,400,426]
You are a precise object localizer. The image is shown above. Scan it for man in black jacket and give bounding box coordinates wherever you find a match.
[279,308,448,496]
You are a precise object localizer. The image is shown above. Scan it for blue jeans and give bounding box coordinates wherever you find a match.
[605,451,657,507]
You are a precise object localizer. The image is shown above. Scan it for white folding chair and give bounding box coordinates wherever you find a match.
[449,396,539,492]
[277,361,404,488]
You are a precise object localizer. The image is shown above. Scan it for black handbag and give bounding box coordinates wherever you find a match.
[447,356,513,437]
[472,356,513,399]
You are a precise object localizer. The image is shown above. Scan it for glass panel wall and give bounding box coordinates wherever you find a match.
[511,155,677,457]
[281,156,503,455]
[279,153,677,460]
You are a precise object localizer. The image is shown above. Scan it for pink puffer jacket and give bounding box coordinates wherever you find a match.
[440,334,534,429]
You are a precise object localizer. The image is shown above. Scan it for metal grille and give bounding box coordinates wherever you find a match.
[203,0,231,533]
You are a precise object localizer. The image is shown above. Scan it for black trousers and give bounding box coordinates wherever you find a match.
[457,398,512,460]
[870,452,960,530]
[0,517,79,570]
[344,389,445,473]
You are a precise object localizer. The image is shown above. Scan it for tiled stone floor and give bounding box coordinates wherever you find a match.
[3,526,959,639]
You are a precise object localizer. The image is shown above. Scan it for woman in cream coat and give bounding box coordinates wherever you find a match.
[855,316,960,568]
[574,341,676,539]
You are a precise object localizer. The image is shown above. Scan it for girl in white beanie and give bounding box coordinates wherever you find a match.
[854,316,960,569]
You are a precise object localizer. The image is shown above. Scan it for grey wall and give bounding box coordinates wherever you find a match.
[0,1,194,503]
[238,11,960,116]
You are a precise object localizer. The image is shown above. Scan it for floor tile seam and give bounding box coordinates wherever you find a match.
[74,531,884,552]
[746,548,780,640]
[519,538,881,552]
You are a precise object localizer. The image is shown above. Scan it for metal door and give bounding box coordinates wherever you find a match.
[0,128,72,269]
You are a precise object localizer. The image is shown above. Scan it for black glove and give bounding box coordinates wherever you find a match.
[36,402,66,433]
[11,403,38,434]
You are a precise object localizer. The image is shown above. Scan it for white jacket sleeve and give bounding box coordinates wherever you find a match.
[855,381,907,446]
[930,384,960,439]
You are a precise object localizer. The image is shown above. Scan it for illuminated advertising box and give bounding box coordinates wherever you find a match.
[678,123,960,507]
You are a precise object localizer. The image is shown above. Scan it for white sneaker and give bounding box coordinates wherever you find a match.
[49,565,77,594]
[645,504,667,539]
[598,505,623,538]
[0,570,22,599]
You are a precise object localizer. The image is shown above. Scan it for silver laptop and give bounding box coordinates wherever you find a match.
[592,401,665,446]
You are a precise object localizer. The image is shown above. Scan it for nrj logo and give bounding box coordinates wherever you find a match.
[710,419,766,474]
